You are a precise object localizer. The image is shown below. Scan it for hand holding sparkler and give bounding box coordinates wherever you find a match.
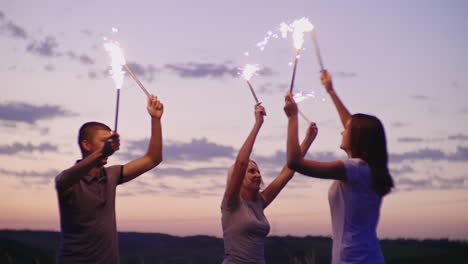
[147,94,164,119]
[255,102,266,125]
[320,70,334,93]
[101,133,120,157]
[283,92,298,118]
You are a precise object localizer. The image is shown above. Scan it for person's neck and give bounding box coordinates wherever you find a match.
[81,154,103,177]
[240,187,258,201]
[89,167,102,177]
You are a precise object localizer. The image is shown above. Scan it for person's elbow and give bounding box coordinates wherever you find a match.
[147,154,163,168]
[287,157,302,171]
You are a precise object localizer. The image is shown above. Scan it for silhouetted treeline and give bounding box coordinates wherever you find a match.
[1,230,467,264]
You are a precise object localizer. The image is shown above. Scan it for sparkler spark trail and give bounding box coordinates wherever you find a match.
[293,91,315,103]
[291,17,314,50]
[103,40,126,90]
[288,18,314,93]
[103,40,126,132]
[241,64,260,81]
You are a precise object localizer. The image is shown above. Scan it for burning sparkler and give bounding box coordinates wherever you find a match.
[241,64,260,103]
[103,40,126,132]
[289,17,314,93]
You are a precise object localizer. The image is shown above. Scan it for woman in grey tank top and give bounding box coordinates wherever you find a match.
[221,103,316,263]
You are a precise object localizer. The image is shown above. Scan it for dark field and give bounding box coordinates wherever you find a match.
[1,230,467,264]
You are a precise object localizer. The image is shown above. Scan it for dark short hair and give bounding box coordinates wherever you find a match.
[349,114,394,196]
[78,122,111,155]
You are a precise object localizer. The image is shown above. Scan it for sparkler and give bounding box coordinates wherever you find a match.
[124,64,150,97]
[103,40,126,132]
[293,91,313,123]
[311,29,325,70]
[289,18,314,93]
[241,64,260,103]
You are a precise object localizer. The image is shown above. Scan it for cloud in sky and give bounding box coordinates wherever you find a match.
[153,166,227,179]
[398,137,423,143]
[390,122,409,128]
[44,64,55,72]
[334,71,357,79]
[26,36,61,57]
[0,21,28,39]
[390,146,468,163]
[0,168,59,179]
[0,101,76,124]
[410,94,430,101]
[163,62,273,79]
[395,175,467,191]
[448,134,468,141]
[120,137,235,162]
[0,142,58,155]
[125,62,159,82]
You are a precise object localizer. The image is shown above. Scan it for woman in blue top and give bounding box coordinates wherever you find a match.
[222,103,315,263]
[284,70,394,264]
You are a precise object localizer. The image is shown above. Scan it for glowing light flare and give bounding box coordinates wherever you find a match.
[103,40,126,89]
[279,22,292,38]
[291,17,314,50]
[241,64,260,81]
[293,91,315,103]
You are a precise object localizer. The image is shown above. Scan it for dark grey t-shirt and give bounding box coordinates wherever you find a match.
[221,196,270,264]
[55,165,123,264]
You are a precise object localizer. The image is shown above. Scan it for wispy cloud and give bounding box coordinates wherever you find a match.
[397,137,423,143]
[395,175,467,191]
[0,101,76,124]
[390,146,468,163]
[0,142,58,155]
[153,166,227,178]
[26,36,61,57]
[125,62,159,82]
[448,134,468,141]
[163,62,238,78]
[334,71,357,79]
[0,21,28,39]
[163,62,273,79]
[391,122,409,128]
[119,137,235,162]
[0,168,59,179]
[410,94,430,101]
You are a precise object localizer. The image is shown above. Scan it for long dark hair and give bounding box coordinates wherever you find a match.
[349,114,394,196]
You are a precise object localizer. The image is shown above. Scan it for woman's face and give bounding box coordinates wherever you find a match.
[242,161,262,191]
[340,120,352,155]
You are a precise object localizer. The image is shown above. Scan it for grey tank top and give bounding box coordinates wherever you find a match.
[221,196,270,264]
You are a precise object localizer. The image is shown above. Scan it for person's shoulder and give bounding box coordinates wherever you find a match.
[104,165,124,183]
[342,158,370,184]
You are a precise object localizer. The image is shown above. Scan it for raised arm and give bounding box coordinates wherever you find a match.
[224,103,266,208]
[284,93,346,181]
[56,134,120,194]
[261,122,317,208]
[122,95,163,183]
[321,70,352,128]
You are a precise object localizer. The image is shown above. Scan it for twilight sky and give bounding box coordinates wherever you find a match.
[1,0,467,240]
